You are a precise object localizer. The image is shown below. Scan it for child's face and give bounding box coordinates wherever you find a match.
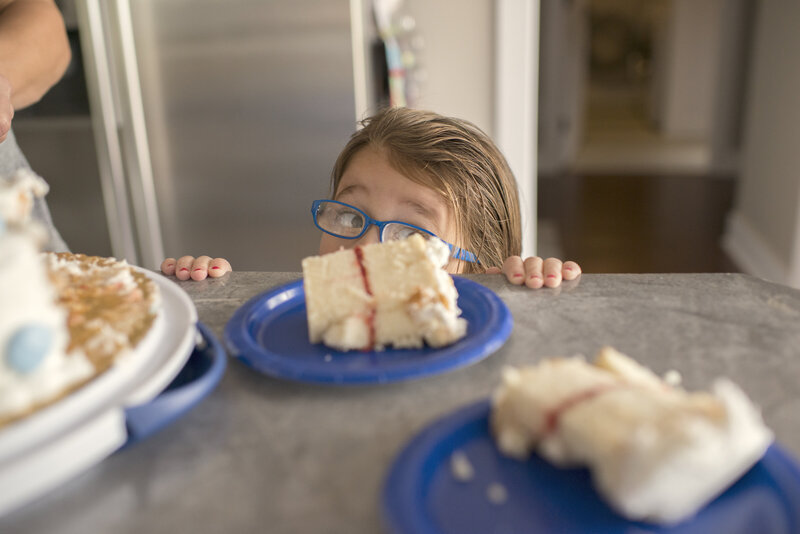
[319,146,465,273]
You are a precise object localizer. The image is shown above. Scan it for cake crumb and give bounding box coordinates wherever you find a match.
[663,369,682,387]
[449,450,474,482]
[486,482,508,504]
[195,330,207,350]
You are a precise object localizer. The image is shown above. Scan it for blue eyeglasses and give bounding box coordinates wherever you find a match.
[311,199,478,263]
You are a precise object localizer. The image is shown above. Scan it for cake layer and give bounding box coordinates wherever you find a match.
[302,244,373,350]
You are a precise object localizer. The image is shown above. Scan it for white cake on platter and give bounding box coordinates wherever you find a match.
[0,170,161,428]
[0,170,93,426]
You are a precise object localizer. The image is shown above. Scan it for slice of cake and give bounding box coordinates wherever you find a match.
[301,234,467,351]
[0,170,161,428]
[490,347,773,524]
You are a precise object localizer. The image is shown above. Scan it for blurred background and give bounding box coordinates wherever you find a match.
[12,0,800,287]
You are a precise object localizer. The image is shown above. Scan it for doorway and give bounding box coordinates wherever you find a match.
[537,0,753,272]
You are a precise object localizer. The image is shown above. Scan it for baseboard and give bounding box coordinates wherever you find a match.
[722,211,789,285]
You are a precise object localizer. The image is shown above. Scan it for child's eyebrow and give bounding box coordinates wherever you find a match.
[402,199,438,220]
[334,184,361,199]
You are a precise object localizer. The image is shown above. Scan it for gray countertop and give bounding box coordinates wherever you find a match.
[4,272,800,533]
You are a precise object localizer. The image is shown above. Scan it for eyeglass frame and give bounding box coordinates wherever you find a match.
[311,199,478,263]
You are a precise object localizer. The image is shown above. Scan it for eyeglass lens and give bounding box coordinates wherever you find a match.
[381,222,434,242]
[316,202,365,237]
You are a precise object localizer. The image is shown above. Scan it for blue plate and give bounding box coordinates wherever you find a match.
[383,399,800,534]
[224,276,512,385]
[123,322,227,448]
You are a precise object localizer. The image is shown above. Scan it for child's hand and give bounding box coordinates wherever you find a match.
[486,257,581,289]
[161,255,232,281]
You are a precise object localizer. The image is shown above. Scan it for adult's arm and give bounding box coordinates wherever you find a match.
[0,0,71,110]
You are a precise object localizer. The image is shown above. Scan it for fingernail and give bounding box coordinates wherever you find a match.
[547,274,557,278]
[193,268,203,272]
[166,263,174,267]
[565,267,573,271]
[180,268,189,272]
[529,274,540,280]
[513,273,523,278]
[211,266,220,270]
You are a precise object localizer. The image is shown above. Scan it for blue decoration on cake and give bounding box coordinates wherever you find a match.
[6,324,53,374]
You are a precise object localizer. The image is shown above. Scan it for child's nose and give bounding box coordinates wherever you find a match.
[356,225,381,246]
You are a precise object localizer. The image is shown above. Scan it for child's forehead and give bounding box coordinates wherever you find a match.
[338,146,441,196]
[334,178,445,215]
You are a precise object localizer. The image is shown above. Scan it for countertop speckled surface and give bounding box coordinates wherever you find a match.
[4,272,800,533]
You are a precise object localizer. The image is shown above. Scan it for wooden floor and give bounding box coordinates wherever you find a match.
[538,173,741,274]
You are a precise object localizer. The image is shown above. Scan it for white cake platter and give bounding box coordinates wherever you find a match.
[0,269,197,516]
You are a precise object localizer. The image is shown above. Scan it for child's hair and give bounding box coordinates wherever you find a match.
[330,107,522,273]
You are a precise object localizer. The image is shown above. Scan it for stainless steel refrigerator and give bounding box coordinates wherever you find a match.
[71,0,360,271]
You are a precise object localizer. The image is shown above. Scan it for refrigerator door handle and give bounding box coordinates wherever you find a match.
[108,0,165,270]
[76,0,166,270]
[75,0,139,265]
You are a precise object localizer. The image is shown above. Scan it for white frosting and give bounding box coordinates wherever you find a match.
[425,237,451,268]
[406,285,467,347]
[0,169,49,226]
[594,378,773,523]
[0,171,93,422]
[406,238,468,346]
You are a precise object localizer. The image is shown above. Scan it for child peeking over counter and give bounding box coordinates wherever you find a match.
[161,107,581,289]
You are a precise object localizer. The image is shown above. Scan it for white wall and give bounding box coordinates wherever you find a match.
[353,0,494,133]
[723,1,800,287]
[494,0,538,258]
[404,0,494,135]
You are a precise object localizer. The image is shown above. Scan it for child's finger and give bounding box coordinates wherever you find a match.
[543,257,563,288]
[191,256,212,281]
[523,256,544,288]
[175,256,195,281]
[502,256,525,285]
[161,258,177,276]
[208,257,232,278]
[563,260,582,281]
